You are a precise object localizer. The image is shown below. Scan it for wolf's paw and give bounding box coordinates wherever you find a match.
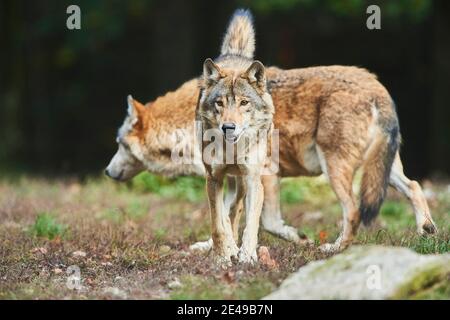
[213,240,239,266]
[263,221,300,243]
[237,248,258,264]
[213,254,233,268]
[318,240,347,254]
[419,219,438,235]
[280,225,301,243]
[189,238,213,252]
[227,242,240,259]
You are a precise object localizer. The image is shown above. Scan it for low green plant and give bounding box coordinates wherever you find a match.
[29,213,67,240]
[131,173,205,202]
[280,177,334,205]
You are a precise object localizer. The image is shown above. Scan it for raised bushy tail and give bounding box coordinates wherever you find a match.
[360,112,400,226]
[220,9,255,59]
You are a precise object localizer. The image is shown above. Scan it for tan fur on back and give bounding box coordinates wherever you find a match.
[134,65,395,178]
[142,79,198,135]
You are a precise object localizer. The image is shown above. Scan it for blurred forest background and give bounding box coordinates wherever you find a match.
[1,0,449,179]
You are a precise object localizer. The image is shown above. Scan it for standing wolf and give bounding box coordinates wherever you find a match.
[196,10,274,263]
[106,10,436,253]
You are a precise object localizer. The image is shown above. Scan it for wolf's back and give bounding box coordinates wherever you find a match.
[220,9,255,59]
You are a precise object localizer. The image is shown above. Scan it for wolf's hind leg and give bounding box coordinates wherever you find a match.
[389,153,437,234]
[318,153,360,253]
[261,175,301,243]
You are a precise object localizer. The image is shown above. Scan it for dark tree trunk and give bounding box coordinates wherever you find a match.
[431,0,450,177]
[0,0,26,165]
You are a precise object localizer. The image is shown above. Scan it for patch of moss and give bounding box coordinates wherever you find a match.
[409,278,450,299]
[392,263,450,299]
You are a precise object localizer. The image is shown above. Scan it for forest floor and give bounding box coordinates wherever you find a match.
[0,173,449,299]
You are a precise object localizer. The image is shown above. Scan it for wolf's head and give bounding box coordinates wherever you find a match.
[105,95,146,181]
[198,58,273,143]
[197,9,273,144]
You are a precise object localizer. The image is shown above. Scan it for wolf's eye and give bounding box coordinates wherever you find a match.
[240,100,249,106]
[215,100,223,107]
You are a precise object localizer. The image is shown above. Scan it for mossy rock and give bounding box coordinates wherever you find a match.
[264,245,450,300]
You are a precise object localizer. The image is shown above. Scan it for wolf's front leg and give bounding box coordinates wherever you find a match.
[190,177,244,253]
[238,175,264,264]
[229,176,245,242]
[206,175,238,264]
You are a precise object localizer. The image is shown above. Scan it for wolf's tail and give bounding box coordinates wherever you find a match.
[360,103,400,226]
[220,9,255,59]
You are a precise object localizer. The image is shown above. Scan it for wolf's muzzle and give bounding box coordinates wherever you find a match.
[105,168,124,181]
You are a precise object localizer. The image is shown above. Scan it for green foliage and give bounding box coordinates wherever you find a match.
[281,179,306,204]
[165,176,206,202]
[384,0,432,21]
[240,0,315,14]
[280,177,335,205]
[29,213,67,240]
[241,0,432,21]
[410,237,450,255]
[380,201,409,218]
[324,0,365,16]
[129,172,168,193]
[380,201,415,231]
[131,172,205,202]
[34,1,154,67]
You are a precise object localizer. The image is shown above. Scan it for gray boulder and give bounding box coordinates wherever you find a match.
[264,245,449,300]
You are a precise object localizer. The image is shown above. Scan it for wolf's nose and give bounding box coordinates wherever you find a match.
[222,123,236,134]
[105,169,110,177]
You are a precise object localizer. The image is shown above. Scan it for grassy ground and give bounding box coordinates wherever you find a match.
[0,173,448,300]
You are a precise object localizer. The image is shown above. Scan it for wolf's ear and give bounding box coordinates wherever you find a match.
[127,95,146,123]
[203,58,222,87]
[244,60,266,92]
